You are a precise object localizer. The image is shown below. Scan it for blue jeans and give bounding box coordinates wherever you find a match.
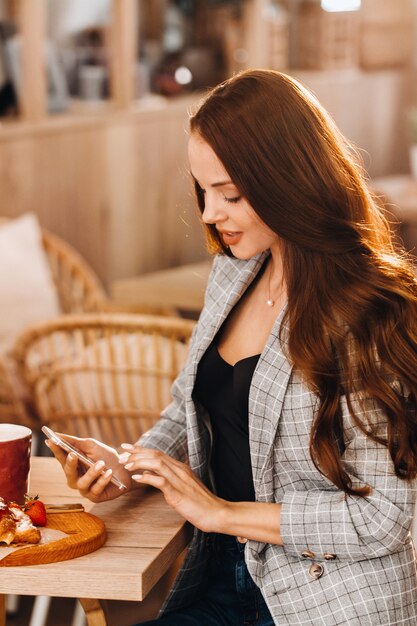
[136,534,274,625]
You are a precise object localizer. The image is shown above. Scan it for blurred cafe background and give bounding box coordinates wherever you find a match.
[1,1,417,624]
[1,0,417,296]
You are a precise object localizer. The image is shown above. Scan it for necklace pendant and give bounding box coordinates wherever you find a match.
[266,299,275,307]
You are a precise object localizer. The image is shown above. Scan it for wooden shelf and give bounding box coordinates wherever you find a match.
[0,93,200,141]
[3,0,140,123]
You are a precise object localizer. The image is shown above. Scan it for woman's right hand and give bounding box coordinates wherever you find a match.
[45,434,133,503]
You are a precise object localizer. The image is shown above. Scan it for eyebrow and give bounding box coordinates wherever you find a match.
[212,180,234,188]
[191,173,235,188]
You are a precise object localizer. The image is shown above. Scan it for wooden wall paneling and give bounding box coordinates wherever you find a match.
[50,125,110,284]
[104,102,205,285]
[133,115,191,271]
[17,0,47,122]
[293,68,411,177]
[0,95,204,287]
[0,121,110,285]
[0,127,110,286]
[161,113,206,266]
[104,120,147,282]
[1,134,50,219]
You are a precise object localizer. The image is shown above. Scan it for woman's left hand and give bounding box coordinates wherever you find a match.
[120,446,225,533]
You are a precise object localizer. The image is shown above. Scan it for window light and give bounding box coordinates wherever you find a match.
[321,0,361,11]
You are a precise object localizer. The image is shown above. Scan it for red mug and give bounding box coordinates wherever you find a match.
[0,424,32,504]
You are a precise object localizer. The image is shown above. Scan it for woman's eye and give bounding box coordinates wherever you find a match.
[224,196,241,204]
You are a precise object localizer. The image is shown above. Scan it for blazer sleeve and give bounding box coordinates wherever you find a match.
[280,392,416,561]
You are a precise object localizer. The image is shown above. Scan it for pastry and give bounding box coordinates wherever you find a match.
[9,504,41,544]
[0,497,41,545]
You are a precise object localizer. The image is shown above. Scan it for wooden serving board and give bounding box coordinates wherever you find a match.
[0,511,106,567]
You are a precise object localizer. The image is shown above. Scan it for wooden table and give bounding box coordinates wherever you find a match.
[0,457,191,626]
[110,261,212,317]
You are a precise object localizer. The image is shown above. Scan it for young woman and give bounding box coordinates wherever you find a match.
[47,70,417,625]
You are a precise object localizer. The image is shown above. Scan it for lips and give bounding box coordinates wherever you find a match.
[219,231,242,246]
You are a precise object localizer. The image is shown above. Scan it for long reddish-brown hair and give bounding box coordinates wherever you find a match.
[190,69,417,496]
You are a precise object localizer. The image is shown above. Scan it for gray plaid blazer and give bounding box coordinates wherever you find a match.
[139,252,417,625]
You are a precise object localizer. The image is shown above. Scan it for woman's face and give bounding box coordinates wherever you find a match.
[188,132,279,260]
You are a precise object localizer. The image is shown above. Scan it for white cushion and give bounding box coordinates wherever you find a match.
[0,214,61,354]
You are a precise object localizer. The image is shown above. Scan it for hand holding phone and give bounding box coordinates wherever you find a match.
[42,426,126,491]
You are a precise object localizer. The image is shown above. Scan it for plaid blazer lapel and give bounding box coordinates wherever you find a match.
[249,306,293,500]
[185,252,269,476]
[190,252,269,372]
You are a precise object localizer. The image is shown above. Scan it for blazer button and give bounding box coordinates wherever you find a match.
[301,549,315,559]
[308,563,324,580]
[323,553,337,560]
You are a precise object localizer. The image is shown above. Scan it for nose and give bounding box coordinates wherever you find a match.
[201,192,226,225]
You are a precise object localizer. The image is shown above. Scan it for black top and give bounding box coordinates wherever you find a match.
[193,341,260,502]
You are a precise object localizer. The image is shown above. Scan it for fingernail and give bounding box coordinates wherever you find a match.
[124,462,134,470]
[118,452,130,464]
[103,469,112,478]
[121,443,135,450]
[67,453,76,462]
[95,460,105,471]
[132,474,142,481]
[44,440,51,447]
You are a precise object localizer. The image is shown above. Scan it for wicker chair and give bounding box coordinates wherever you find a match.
[0,221,107,429]
[14,313,195,449]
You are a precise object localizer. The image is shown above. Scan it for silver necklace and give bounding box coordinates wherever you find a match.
[266,260,284,307]
[266,262,275,307]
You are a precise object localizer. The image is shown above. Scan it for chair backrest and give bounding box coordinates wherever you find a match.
[40,228,107,313]
[14,313,195,447]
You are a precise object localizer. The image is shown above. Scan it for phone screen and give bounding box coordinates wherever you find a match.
[41,426,126,490]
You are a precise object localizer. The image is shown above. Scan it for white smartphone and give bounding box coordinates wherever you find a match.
[41,425,126,491]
